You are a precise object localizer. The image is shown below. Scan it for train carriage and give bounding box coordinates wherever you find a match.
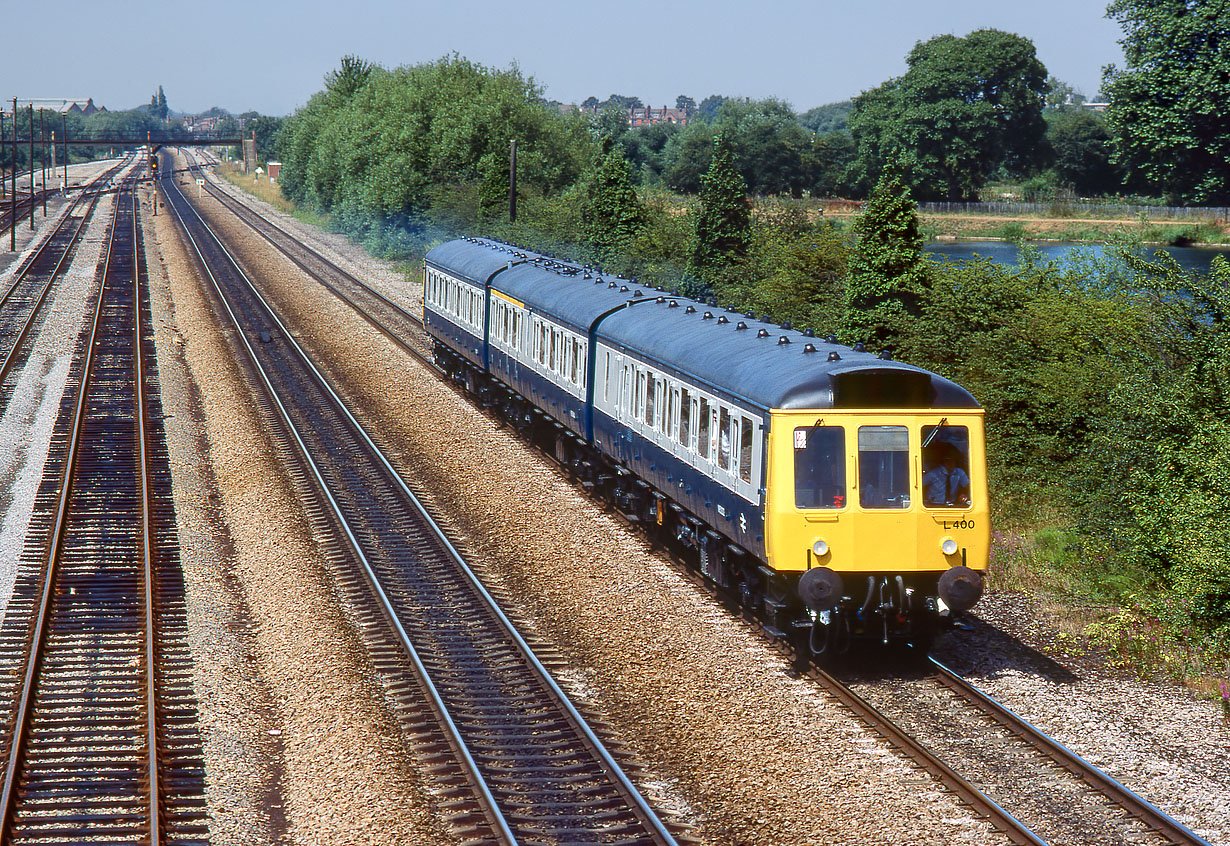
[424,237,990,652]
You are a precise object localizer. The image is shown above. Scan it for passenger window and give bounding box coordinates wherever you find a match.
[794,426,846,508]
[858,426,910,509]
[718,408,732,470]
[679,389,691,447]
[740,417,753,483]
[922,424,972,508]
[637,371,646,420]
[645,371,656,426]
[698,398,711,459]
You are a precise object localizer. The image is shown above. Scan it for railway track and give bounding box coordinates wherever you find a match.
[164,154,687,845]
[183,164,1222,845]
[0,166,207,843]
[183,154,427,355]
[0,162,128,403]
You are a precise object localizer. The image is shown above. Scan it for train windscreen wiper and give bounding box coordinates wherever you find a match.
[921,417,948,449]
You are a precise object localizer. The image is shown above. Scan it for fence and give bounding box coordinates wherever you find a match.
[915,200,1230,221]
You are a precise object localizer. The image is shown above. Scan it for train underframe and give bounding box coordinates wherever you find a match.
[435,343,957,658]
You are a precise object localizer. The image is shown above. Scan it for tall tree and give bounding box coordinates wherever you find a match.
[1103,0,1230,204]
[324,54,375,104]
[688,134,750,281]
[1046,109,1120,195]
[156,86,168,120]
[581,147,645,261]
[847,29,1049,200]
[842,172,928,348]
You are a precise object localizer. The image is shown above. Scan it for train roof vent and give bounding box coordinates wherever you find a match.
[803,328,815,337]
[761,313,772,322]
[780,320,793,330]
[620,285,630,292]
[736,321,748,330]
[609,281,618,289]
[702,311,714,320]
[633,289,644,297]
[778,336,791,345]
[878,349,894,360]
[852,342,866,352]
[827,351,841,362]
[685,305,697,314]
[757,328,770,338]
[825,334,839,344]
[717,315,729,324]
[668,300,680,308]
[804,343,817,353]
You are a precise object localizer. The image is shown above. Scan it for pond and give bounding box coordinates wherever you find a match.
[926,241,1230,274]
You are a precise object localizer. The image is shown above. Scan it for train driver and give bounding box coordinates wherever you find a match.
[923,446,971,507]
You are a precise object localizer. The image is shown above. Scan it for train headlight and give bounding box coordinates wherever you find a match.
[940,537,958,556]
[812,539,829,557]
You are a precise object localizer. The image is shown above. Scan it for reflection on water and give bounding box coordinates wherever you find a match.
[926,241,1230,273]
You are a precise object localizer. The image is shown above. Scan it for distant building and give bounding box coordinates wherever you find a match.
[7,98,104,117]
[1081,102,1110,112]
[576,102,691,127]
[628,105,689,127]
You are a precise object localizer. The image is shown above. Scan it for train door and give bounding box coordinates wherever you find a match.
[852,422,917,570]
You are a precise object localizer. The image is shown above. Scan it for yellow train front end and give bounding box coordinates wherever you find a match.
[764,408,989,651]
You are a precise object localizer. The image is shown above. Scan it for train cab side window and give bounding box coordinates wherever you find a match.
[794,426,845,509]
[698,398,711,459]
[858,426,910,509]
[740,417,754,483]
[645,371,656,426]
[922,425,972,508]
[679,389,691,448]
[717,408,732,471]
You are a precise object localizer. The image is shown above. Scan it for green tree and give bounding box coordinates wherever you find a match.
[1046,109,1120,195]
[661,121,715,192]
[697,95,726,122]
[712,98,816,196]
[324,54,375,104]
[811,130,857,197]
[688,134,750,282]
[730,206,847,333]
[1102,0,1230,204]
[1044,75,1087,110]
[148,86,169,121]
[842,172,928,348]
[797,101,853,134]
[847,29,1049,199]
[581,148,645,262]
[1085,253,1230,647]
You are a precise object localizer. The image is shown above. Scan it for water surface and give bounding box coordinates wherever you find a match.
[926,241,1230,274]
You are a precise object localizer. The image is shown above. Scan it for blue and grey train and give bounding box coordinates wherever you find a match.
[424,237,989,651]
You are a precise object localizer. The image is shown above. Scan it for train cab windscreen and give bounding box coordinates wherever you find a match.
[922,424,972,507]
[858,426,910,509]
[794,425,846,508]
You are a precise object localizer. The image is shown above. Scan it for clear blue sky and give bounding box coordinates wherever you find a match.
[11,0,1123,117]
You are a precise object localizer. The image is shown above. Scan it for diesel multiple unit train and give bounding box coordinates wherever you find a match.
[424,237,989,651]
